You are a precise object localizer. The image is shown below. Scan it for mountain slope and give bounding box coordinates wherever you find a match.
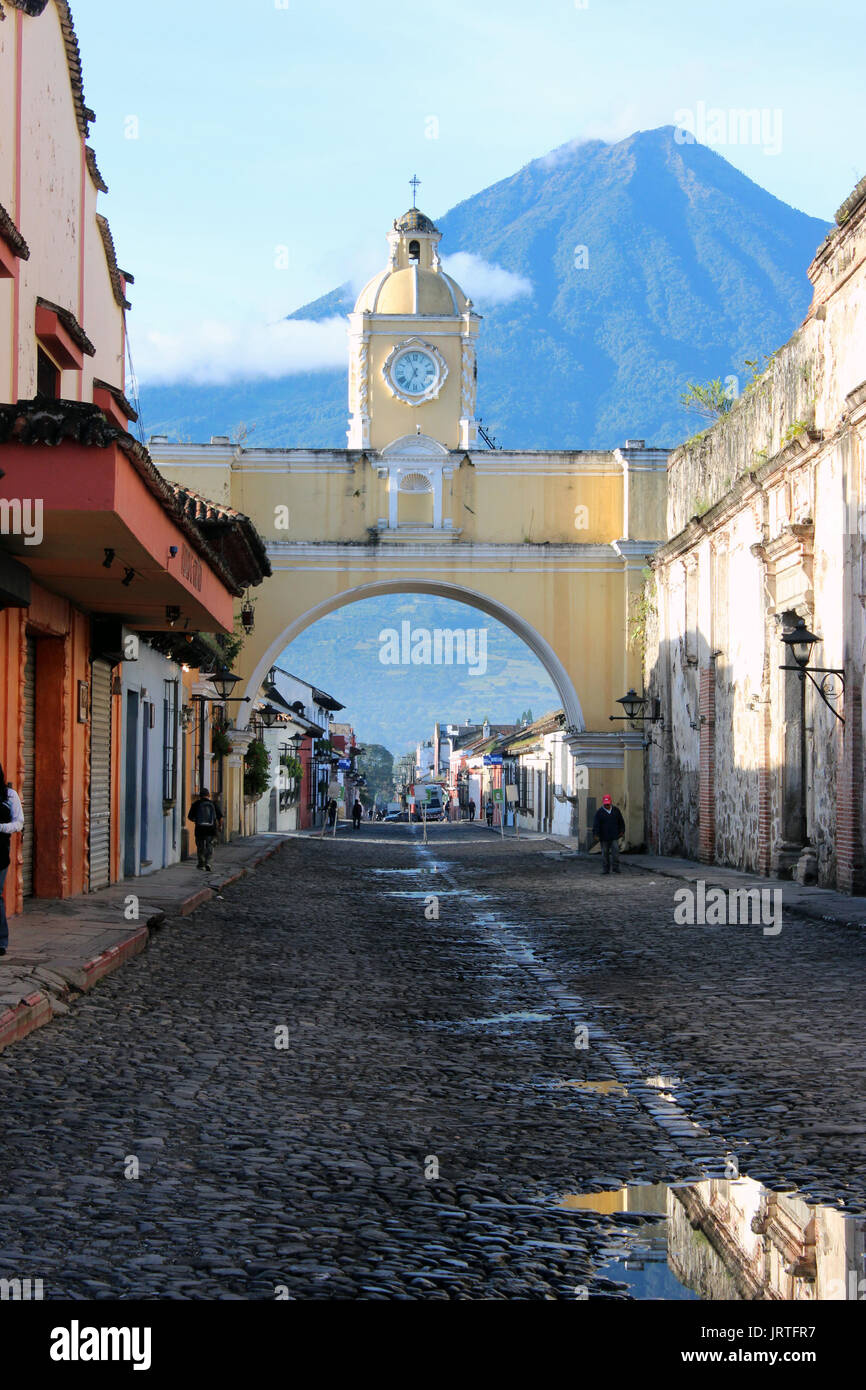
[139,127,830,450]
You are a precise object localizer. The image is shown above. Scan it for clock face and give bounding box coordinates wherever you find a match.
[392,349,438,397]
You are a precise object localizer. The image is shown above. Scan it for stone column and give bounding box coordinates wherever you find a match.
[226,727,254,840]
[388,471,399,529]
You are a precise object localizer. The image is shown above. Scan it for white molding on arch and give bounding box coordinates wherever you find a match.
[238,578,586,734]
[379,433,452,528]
[379,433,451,461]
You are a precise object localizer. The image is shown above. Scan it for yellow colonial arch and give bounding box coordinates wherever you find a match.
[150,203,669,842]
[241,577,587,731]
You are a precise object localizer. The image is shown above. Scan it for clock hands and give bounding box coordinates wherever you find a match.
[393,349,436,395]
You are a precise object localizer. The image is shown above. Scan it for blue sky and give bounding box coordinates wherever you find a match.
[73,0,865,383]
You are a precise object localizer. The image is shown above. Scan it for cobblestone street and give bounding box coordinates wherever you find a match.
[1,824,865,1301]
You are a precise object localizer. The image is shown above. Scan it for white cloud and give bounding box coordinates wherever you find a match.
[537,111,640,167]
[134,316,348,386]
[442,252,532,306]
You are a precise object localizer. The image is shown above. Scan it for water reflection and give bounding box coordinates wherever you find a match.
[562,1178,866,1300]
[554,1079,629,1096]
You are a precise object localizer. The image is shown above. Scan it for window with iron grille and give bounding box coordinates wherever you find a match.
[162,679,179,803]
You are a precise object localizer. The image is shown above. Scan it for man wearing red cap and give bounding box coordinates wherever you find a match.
[592,794,626,874]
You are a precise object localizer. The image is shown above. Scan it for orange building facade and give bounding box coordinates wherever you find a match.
[0,2,270,920]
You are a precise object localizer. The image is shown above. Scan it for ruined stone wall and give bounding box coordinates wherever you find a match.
[645,181,866,889]
[667,329,823,536]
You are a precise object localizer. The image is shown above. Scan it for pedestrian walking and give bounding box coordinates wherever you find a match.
[352,798,363,829]
[592,794,625,875]
[468,798,476,822]
[0,762,24,957]
[326,797,338,828]
[187,787,224,872]
[485,798,494,827]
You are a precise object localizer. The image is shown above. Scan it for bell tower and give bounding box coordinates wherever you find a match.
[347,207,481,451]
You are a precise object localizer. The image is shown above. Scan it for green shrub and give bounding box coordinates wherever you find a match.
[244,738,271,799]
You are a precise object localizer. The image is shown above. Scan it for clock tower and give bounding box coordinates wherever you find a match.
[347,208,481,451]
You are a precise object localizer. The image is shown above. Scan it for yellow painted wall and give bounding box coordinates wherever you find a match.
[366,323,467,450]
[168,451,637,548]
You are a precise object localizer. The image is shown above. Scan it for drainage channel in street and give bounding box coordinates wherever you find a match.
[407,845,866,1300]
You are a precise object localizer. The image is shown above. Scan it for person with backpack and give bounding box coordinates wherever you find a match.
[0,761,24,956]
[187,787,224,872]
[592,794,626,874]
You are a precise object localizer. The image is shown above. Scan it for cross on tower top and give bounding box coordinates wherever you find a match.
[409,174,421,207]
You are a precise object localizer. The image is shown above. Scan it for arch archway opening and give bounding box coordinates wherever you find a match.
[240,579,585,736]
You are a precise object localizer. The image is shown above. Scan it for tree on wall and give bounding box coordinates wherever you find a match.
[357,743,395,803]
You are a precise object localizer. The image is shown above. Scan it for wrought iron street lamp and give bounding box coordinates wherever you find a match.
[779,615,845,723]
[779,613,845,854]
[609,689,663,730]
[240,596,255,634]
[210,664,243,701]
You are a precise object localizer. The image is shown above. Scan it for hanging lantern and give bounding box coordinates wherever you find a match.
[240,596,255,634]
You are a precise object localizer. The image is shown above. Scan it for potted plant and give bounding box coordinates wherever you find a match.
[243,738,271,800]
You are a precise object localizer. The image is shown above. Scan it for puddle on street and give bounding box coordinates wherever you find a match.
[554,1079,629,1096]
[380,889,481,900]
[468,1011,552,1025]
[422,1011,553,1030]
[561,1178,866,1300]
[369,865,456,876]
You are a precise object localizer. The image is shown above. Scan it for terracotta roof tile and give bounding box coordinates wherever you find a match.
[503,708,564,753]
[0,398,246,595]
[95,215,131,309]
[168,483,272,586]
[36,295,95,355]
[85,145,108,193]
[92,376,138,424]
[0,200,29,260]
[5,4,93,137]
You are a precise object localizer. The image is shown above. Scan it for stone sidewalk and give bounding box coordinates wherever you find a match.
[545,835,866,930]
[0,834,292,1054]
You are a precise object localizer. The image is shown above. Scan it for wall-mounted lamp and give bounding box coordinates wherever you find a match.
[169,545,178,558]
[779,614,845,723]
[166,605,181,627]
[122,567,135,587]
[609,688,664,747]
[102,548,115,569]
[609,688,663,727]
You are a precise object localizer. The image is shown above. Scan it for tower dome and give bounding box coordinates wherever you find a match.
[395,208,438,235]
[353,207,471,316]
